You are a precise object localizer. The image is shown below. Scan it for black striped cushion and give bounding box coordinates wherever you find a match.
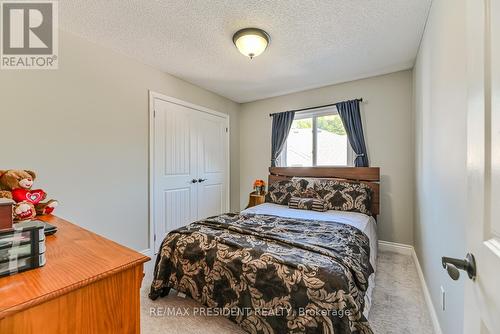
[288,197,328,212]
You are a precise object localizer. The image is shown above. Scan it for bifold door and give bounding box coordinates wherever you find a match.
[152,97,229,253]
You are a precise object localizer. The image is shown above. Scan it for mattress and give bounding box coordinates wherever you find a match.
[242,203,378,317]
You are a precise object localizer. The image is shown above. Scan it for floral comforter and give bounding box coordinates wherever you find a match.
[149,213,374,334]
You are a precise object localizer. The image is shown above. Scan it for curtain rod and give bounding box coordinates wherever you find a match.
[269,98,363,117]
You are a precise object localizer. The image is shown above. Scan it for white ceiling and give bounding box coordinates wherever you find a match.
[60,0,431,103]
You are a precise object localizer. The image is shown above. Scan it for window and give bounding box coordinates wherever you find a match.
[282,108,354,167]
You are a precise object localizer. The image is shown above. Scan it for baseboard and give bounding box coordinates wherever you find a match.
[378,240,413,255]
[378,240,443,334]
[411,249,443,334]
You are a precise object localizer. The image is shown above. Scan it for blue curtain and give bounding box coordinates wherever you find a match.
[336,99,369,167]
[271,111,295,167]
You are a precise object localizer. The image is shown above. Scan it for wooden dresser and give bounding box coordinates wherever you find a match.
[0,215,150,333]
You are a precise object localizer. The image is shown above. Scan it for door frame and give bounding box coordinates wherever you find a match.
[148,91,230,254]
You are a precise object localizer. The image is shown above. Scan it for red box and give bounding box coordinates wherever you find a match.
[0,199,13,231]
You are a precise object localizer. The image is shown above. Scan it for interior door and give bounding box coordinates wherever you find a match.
[196,111,229,218]
[153,99,198,254]
[463,0,500,332]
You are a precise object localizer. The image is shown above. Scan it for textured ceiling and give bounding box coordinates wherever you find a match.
[59,0,431,103]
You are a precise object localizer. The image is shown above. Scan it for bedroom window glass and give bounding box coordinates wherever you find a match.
[282,108,354,167]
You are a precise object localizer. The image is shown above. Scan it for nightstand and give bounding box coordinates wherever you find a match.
[246,192,266,209]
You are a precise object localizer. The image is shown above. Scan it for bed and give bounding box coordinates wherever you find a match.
[150,167,380,334]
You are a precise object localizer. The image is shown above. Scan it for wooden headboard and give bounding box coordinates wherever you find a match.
[268,167,380,217]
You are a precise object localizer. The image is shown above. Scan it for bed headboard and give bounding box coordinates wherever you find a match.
[268,167,380,217]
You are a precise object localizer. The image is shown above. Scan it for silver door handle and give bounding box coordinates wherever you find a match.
[442,253,476,280]
[191,179,198,183]
[198,178,207,183]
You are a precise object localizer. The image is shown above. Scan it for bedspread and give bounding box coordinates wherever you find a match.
[149,213,374,334]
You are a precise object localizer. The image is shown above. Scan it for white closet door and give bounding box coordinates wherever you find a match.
[152,95,230,253]
[196,112,229,218]
[153,99,198,253]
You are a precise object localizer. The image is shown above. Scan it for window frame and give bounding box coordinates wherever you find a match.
[282,107,355,167]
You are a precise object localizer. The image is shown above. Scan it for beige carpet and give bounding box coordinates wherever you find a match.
[141,251,435,334]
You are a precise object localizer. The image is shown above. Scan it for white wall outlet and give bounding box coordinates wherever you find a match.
[440,285,446,311]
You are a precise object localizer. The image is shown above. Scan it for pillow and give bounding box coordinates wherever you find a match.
[314,180,373,215]
[265,179,308,205]
[288,196,328,212]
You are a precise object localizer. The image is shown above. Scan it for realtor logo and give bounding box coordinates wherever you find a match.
[1,1,58,69]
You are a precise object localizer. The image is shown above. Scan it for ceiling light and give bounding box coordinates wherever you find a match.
[233,28,270,59]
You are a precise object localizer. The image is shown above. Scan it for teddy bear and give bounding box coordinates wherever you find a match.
[0,169,58,222]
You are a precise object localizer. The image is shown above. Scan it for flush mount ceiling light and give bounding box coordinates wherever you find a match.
[233,28,270,59]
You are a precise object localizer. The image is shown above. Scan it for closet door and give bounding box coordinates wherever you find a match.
[196,111,229,219]
[152,95,230,253]
[153,99,198,253]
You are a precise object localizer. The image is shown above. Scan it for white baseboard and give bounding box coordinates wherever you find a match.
[378,240,443,334]
[411,248,443,334]
[378,240,413,255]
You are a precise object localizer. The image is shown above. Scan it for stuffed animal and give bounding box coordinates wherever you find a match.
[0,170,58,222]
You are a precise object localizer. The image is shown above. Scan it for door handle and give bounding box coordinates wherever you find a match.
[191,179,198,183]
[198,178,207,183]
[442,253,476,281]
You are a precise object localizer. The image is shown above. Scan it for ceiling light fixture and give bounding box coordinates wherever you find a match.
[233,28,270,59]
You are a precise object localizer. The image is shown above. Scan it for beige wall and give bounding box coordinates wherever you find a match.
[0,30,240,252]
[413,0,467,333]
[239,71,414,244]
